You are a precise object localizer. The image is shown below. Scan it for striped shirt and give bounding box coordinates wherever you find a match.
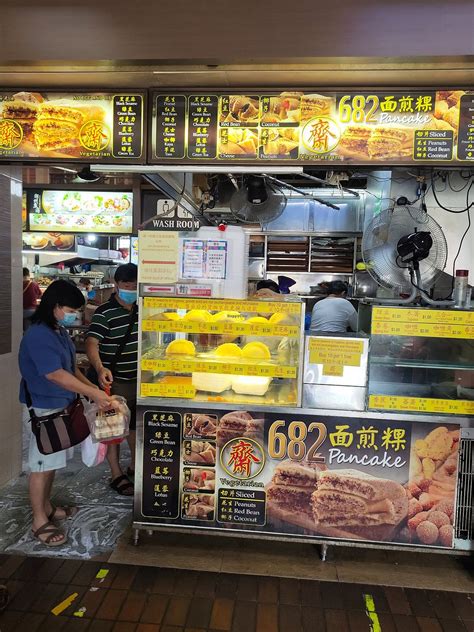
[87,294,138,382]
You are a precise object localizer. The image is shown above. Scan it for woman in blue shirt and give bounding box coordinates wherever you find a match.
[19,280,114,547]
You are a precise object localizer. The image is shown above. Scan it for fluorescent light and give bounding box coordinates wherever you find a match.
[94,165,304,174]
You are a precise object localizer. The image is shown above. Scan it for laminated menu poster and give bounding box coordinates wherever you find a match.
[150,89,472,165]
[0,91,145,161]
[138,407,461,549]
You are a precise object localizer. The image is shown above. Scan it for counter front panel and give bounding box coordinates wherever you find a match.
[135,404,462,550]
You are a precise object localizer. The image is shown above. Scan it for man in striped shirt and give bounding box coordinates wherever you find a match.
[86,264,138,496]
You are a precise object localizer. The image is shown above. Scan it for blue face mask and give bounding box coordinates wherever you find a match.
[87,290,96,299]
[118,289,137,305]
[58,312,78,327]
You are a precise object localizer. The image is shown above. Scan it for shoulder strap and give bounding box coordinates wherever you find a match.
[22,380,37,419]
[23,281,32,294]
[109,304,137,377]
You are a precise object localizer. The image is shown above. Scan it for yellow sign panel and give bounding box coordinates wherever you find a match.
[373,307,474,338]
[138,232,179,284]
[309,338,364,367]
[141,381,196,398]
[142,318,298,338]
[322,364,344,377]
[372,307,474,325]
[369,394,474,415]
[141,357,297,378]
[143,296,301,315]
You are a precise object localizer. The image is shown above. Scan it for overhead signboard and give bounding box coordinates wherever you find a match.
[22,232,76,252]
[149,89,473,165]
[27,189,134,234]
[142,193,200,231]
[0,90,145,162]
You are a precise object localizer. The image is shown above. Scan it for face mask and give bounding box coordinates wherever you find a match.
[118,289,137,304]
[87,290,96,299]
[58,311,78,327]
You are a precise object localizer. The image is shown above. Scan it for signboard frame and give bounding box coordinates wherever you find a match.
[0,89,147,164]
[148,88,472,167]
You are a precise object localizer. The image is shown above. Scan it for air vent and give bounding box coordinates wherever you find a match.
[454,432,474,547]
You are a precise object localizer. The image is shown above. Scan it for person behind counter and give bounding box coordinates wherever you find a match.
[85,263,138,496]
[78,277,96,300]
[310,280,358,333]
[23,267,42,332]
[19,280,114,547]
[254,279,281,298]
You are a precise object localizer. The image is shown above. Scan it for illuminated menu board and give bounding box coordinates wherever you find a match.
[150,89,473,165]
[0,91,145,162]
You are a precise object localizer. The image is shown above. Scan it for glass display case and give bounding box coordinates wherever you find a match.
[367,306,474,415]
[138,296,304,406]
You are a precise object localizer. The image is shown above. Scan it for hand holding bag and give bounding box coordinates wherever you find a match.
[24,381,90,455]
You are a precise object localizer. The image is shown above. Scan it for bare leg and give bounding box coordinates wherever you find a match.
[107,443,123,480]
[30,471,65,544]
[127,430,136,472]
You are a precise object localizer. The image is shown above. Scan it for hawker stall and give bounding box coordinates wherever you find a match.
[132,228,473,555]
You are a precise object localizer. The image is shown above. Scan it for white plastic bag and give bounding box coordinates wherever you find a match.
[81,435,107,467]
[84,395,130,443]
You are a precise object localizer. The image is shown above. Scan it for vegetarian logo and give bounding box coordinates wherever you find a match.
[221,437,265,480]
[302,116,340,154]
[79,120,110,151]
[0,119,23,149]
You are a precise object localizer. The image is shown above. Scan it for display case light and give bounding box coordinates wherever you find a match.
[93,165,304,175]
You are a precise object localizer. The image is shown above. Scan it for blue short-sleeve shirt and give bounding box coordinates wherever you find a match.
[19,323,76,409]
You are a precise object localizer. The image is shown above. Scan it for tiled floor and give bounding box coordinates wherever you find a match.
[0,554,472,631]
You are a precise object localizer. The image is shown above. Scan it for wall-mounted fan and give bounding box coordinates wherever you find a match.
[230,176,287,224]
[362,206,450,304]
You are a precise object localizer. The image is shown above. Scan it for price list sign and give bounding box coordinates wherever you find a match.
[154,95,186,159]
[112,94,144,159]
[141,410,181,518]
[457,94,474,160]
[217,489,266,526]
[187,95,218,159]
[414,129,454,161]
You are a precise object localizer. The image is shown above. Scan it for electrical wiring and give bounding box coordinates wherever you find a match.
[447,171,472,192]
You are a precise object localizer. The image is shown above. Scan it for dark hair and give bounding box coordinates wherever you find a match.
[79,277,92,287]
[327,280,348,295]
[256,280,280,293]
[23,267,29,277]
[114,263,138,284]
[31,280,85,329]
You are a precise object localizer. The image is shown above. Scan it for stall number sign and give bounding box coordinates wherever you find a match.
[309,338,364,376]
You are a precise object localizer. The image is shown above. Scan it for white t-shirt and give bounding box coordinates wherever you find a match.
[310,297,358,333]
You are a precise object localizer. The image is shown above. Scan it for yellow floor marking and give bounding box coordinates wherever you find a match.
[364,594,382,632]
[51,592,79,616]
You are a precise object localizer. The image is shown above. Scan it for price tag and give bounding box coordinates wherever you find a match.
[372,320,474,339]
[308,338,364,371]
[143,297,301,315]
[141,358,297,378]
[140,382,196,398]
[142,318,299,337]
[369,394,474,415]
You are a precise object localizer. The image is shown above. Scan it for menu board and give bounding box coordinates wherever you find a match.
[0,91,145,162]
[27,189,133,234]
[22,232,75,252]
[150,89,472,165]
[137,405,461,549]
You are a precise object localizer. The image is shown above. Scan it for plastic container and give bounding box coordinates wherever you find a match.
[454,269,469,308]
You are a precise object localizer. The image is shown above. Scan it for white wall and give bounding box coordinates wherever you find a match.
[390,169,474,280]
[0,167,23,485]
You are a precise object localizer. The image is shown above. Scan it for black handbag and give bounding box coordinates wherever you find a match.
[24,381,90,455]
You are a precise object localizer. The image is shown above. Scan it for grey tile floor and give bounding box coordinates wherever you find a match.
[0,427,133,559]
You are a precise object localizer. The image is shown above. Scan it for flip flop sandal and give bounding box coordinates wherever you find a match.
[48,504,79,522]
[32,521,67,547]
[110,474,134,496]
